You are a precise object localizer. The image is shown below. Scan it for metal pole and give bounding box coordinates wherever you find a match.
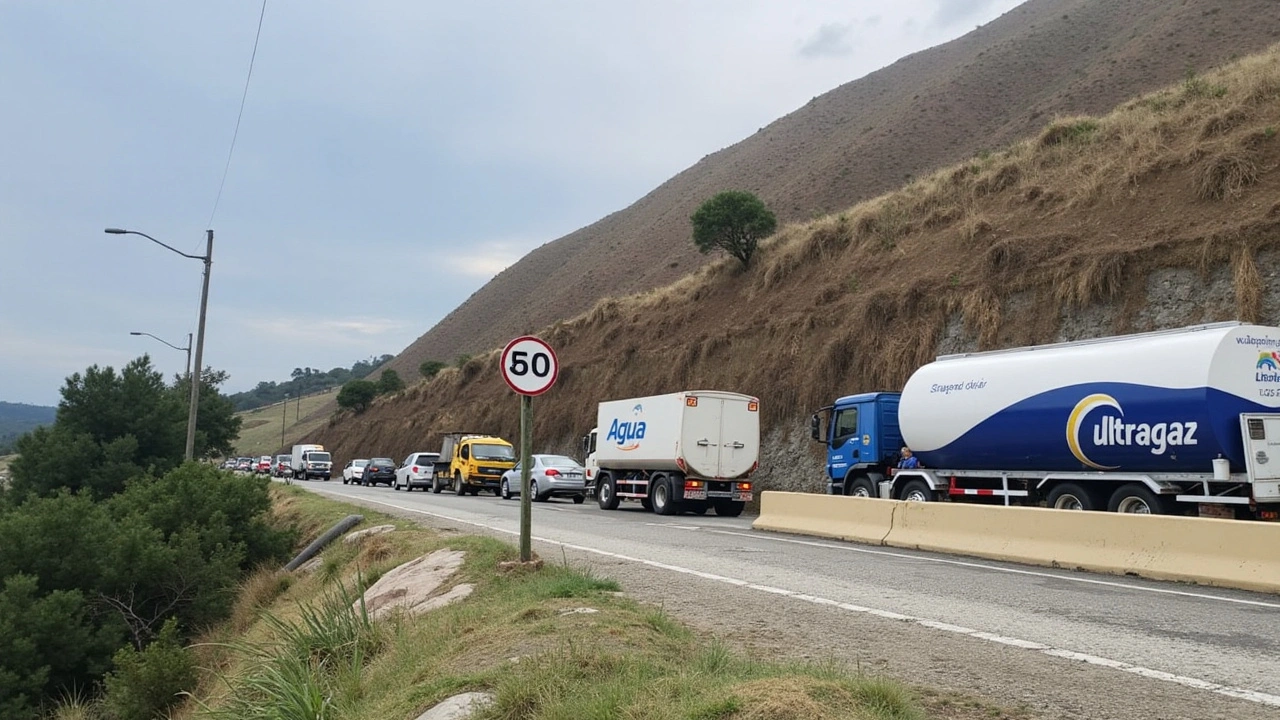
[282,394,288,450]
[184,229,213,462]
[519,393,533,562]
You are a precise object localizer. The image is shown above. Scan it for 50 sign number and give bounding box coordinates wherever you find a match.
[507,349,552,378]
[501,336,559,396]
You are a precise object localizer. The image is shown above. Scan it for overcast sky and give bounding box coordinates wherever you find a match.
[0,0,1023,406]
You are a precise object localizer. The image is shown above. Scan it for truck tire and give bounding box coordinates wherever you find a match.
[597,476,620,510]
[714,501,745,517]
[640,498,653,511]
[1107,483,1170,515]
[432,475,443,494]
[845,475,877,498]
[651,478,677,515]
[898,479,934,503]
[1046,483,1099,511]
[454,471,466,496]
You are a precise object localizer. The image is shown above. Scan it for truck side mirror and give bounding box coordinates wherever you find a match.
[581,435,590,453]
[809,414,821,442]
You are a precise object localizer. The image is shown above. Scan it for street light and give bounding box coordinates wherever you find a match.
[106,227,214,462]
[130,331,192,381]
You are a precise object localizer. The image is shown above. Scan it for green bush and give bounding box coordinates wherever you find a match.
[102,619,196,720]
[419,360,446,379]
[336,380,377,413]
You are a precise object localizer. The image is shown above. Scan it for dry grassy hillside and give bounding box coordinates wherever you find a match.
[319,47,1280,492]
[379,0,1280,384]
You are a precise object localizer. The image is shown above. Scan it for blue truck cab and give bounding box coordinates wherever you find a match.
[810,392,904,496]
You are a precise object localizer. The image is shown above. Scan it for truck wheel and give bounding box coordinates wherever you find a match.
[1046,483,1098,511]
[899,479,933,503]
[651,479,677,515]
[597,477,620,510]
[689,503,708,515]
[1107,484,1170,515]
[454,472,466,496]
[432,475,443,494]
[714,501,744,517]
[845,475,877,498]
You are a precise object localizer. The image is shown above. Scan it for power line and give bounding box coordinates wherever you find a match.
[207,0,268,228]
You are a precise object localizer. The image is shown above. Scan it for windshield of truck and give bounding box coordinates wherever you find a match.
[473,443,514,461]
[307,452,331,463]
[541,455,583,468]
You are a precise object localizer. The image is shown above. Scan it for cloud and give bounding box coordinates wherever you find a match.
[798,22,855,58]
[931,0,1003,28]
[240,316,409,347]
[439,238,544,279]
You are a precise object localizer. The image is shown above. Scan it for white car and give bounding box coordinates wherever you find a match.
[342,459,369,485]
[394,452,440,491]
[500,454,587,503]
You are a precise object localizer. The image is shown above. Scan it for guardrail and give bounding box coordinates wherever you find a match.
[753,491,1280,594]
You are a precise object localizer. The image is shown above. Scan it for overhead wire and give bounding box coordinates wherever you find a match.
[206,0,268,229]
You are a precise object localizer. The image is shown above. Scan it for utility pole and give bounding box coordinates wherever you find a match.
[282,393,289,450]
[185,229,213,462]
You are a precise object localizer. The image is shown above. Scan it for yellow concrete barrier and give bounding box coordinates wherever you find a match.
[753,491,1280,594]
[753,491,896,546]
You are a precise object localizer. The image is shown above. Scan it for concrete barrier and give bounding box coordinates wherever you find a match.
[753,491,896,546]
[753,491,1280,594]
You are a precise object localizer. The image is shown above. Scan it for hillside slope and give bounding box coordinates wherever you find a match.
[316,46,1280,492]
[381,0,1280,382]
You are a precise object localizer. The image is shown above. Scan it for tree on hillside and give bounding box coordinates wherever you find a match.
[336,380,378,413]
[690,190,778,267]
[419,360,446,379]
[7,357,241,499]
[377,369,405,395]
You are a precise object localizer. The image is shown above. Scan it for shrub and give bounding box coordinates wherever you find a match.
[101,619,197,720]
[336,380,377,413]
[419,360,446,379]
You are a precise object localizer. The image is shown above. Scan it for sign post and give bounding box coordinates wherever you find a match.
[500,336,559,562]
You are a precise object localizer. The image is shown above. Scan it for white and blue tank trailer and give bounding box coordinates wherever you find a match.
[811,322,1280,520]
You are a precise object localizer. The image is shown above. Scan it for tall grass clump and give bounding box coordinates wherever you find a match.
[200,583,383,719]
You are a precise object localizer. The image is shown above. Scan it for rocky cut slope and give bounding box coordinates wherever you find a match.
[377,0,1280,383]
[318,46,1280,492]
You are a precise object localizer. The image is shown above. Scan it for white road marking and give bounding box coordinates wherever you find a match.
[712,530,1280,610]
[301,487,1280,709]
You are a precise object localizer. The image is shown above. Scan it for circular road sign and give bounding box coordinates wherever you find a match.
[500,336,559,396]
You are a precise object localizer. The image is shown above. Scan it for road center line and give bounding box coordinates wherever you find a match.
[300,487,1280,708]
[707,529,1280,609]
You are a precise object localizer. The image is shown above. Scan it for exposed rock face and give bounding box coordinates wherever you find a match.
[414,691,494,720]
[356,548,473,620]
[342,524,396,544]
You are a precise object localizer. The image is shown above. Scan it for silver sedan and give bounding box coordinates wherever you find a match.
[500,454,587,503]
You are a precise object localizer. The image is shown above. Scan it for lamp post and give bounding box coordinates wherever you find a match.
[106,228,213,462]
[130,331,192,381]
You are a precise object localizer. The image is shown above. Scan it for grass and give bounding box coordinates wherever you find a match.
[234,390,337,457]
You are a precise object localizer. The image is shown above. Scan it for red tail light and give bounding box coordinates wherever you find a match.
[544,468,561,477]
[412,466,419,473]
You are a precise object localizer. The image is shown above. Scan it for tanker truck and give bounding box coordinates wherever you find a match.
[811,322,1280,521]
[583,390,759,516]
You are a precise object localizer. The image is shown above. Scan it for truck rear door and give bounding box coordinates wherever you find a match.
[681,395,721,478]
[717,396,758,478]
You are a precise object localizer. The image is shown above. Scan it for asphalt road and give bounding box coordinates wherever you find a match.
[292,478,1280,716]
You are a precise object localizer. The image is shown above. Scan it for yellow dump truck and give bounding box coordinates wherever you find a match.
[430,432,516,496]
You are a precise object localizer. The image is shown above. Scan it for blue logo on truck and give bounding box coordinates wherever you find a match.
[1066,393,1198,470]
[606,404,646,451]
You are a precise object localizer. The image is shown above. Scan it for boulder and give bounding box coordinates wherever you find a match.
[414,691,494,720]
[357,548,473,620]
[342,524,396,545]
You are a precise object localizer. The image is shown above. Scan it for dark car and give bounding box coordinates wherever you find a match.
[361,457,396,487]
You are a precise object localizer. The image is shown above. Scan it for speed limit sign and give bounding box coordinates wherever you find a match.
[500,336,558,396]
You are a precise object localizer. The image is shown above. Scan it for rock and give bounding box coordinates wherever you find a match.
[414,691,495,720]
[296,557,323,574]
[558,607,599,616]
[342,524,396,545]
[498,558,543,572]
[357,548,472,620]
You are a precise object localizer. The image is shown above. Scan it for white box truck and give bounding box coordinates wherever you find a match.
[583,390,759,516]
[290,443,332,481]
